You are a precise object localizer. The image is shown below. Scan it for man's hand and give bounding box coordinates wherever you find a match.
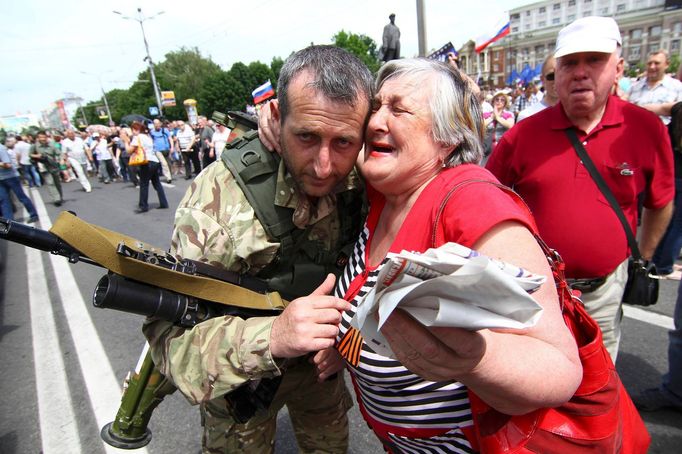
[258,100,281,152]
[381,309,486,382]
[270,274,350,358]
[311,347,346,382]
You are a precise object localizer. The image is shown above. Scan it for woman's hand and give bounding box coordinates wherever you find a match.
[258,100,281,152]
[311,347,346,382]
[381,309,486,382]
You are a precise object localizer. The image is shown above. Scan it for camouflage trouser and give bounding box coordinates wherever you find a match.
[201,357,352,453]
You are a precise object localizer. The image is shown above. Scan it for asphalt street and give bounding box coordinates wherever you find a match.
[0,175,680,453]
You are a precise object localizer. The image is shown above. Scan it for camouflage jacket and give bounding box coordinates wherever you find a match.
[142,157,361,405]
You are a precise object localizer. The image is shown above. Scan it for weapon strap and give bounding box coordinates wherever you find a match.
[50,212,286,311]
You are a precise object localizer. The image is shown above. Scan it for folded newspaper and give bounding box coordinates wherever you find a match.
[350,242,546,359]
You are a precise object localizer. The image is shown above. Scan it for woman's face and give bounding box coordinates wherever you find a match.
[363,73,450,197]
[492,96,506,110]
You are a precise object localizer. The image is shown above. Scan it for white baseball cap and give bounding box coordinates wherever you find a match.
[554,16,622,59]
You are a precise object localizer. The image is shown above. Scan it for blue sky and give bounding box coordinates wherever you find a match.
[1,0,528,117]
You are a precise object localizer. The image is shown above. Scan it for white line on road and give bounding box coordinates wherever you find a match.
[623,304,675,330]
[26,202,82,453]
[30,189,149,454]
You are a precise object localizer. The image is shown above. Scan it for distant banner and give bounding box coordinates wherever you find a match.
[161,90,176,107]
[56,100,70,127]
[428,42,457,63]
[252,80,275,104]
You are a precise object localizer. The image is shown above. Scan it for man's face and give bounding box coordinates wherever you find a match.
[646,52,668,82]
[37,133,48,145]
[278,71,368,198]
[556,51,623,120]
[153,119,161,130]
[541,59,557,100]
[66,130,75,140]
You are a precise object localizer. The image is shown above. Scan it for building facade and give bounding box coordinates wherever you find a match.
[458,0,682,88]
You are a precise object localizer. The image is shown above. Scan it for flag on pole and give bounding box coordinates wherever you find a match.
[252,80,275,104]
[475,15,510,54]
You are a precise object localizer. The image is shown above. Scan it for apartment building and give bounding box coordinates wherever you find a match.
[457,0,682,87]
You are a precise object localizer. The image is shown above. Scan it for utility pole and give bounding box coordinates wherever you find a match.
[113,8,164,116]
[81,72,113,124]
[416,0,427,57]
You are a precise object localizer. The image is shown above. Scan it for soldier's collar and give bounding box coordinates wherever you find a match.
[274,160,360,229]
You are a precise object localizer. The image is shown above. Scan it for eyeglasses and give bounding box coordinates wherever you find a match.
[545,72,555,81]
[493,97,506,103]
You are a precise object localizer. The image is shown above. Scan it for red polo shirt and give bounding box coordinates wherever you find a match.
[486,95,674,278]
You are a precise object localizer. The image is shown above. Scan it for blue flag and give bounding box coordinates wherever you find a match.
[520,63,533,84]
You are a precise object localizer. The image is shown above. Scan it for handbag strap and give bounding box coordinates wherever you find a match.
[564,128,642,261]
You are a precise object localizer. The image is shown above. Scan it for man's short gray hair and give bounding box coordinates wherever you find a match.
[649,48,670,62]
[277,45,374,123]
[376,58,484,166]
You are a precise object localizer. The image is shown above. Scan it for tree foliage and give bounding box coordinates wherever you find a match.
[333,30,382,75]
[77,31,380,125]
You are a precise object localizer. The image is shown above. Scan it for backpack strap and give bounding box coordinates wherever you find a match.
[220,130,296,240]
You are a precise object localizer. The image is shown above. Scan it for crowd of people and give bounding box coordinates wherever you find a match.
[2,13,682,453]
[0,115,233,218]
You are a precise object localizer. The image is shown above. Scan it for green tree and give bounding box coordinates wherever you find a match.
[333,30,381,74]
[153,47,223,119]
[626,61,645,78]
[198,71,246,115]
[270,56,285,89]
[670,54,680,76]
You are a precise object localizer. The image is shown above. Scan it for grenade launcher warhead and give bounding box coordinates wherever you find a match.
[0,213,291,449]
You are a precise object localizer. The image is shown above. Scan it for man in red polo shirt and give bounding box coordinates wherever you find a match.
[487,16,674,361]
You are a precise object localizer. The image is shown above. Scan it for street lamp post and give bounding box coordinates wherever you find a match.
[113,8,164,116]
[81,72,113,125]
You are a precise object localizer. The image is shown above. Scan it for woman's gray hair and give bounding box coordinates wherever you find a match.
[277,45,374,123]
[376,58,485,166]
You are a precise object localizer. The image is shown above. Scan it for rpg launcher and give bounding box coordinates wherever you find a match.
[0,212,292,449]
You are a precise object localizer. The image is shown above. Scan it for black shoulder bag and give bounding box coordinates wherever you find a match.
[565,128,658,306]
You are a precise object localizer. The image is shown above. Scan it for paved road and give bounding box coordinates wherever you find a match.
[0,177,680,453]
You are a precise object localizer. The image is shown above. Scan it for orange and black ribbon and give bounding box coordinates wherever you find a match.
[336,327,364,367]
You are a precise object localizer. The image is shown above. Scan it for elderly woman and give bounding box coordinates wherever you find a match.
[260,58,581,453]
[482,91,514,163]
[333,59,580,452]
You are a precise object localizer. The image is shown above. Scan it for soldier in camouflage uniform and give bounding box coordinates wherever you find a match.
[143,45,373,453]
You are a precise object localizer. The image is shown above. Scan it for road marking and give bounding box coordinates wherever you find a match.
[27,238,82,453]
[30,189,149,454]
[623,305,675,330]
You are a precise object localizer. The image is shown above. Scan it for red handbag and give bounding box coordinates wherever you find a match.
[434,179,651,454]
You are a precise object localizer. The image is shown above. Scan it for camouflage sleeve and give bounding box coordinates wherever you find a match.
[142,315,282,405]
[143,171,283,404]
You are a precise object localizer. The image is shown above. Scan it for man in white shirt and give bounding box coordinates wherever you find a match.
[627,49,682,125]
[14,136,40,187]
[61,129,92,192]
[210,121,231,161]
[175,121,199,179]
[517,56,559,122]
